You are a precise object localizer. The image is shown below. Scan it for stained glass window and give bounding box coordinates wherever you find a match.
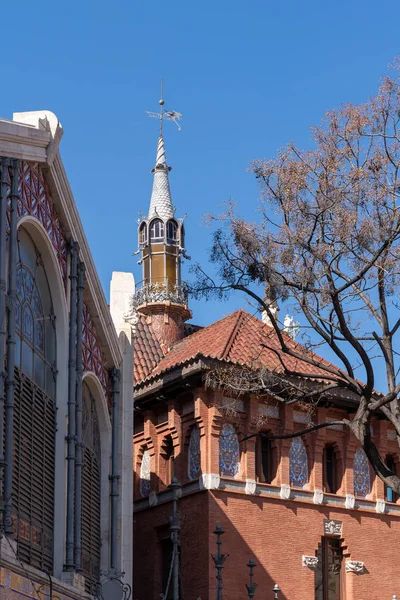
[219,424,240,477]
[188,427,201,480]
[140,450,151,497]
[289,437,308,488]
[353,448,370,497]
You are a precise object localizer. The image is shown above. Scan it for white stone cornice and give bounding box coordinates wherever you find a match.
[0,118,50,161]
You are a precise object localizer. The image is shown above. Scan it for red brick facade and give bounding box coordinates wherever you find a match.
[133,387,400,600]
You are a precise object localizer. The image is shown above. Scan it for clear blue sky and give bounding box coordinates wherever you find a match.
[2,0,399,328]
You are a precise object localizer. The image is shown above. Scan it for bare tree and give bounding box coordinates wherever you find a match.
[191,62,400,495]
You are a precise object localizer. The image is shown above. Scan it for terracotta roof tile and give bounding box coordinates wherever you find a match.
[134,315,165,384]
[134,309,342,386]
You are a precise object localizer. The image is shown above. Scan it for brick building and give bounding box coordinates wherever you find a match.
[129,123,400,600]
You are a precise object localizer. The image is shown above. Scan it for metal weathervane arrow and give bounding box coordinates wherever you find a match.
[145,78,182,132]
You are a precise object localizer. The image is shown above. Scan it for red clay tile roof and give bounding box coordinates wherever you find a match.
[134,314,165,384]
[134,309,341,386]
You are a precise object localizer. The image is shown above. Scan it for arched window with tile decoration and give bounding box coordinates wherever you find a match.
[353,448,371,498]
[219,424,240,478]
[289,437,308,488]
[81,381,101,594]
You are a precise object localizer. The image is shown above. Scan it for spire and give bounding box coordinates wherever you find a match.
[148,134,174,220]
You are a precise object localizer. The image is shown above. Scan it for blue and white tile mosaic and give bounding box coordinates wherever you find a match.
[289,437,308,488]
[353,448,370,498]
[219,424,240,477]
[188,427,201,480]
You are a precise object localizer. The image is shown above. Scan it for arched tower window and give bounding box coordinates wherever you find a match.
[353,448,370,498]
[139,222,148,245]
[219,424,240,477]
[140,449,151,497]
[167,220,178,245]
[188,426,201,481]
[150,219,165,242]
[289,437,308,488]
[81,382,101,594]
[161,435,175,486]
[323,444,340,494]
[13,226,57,571]
[256,435,276,484]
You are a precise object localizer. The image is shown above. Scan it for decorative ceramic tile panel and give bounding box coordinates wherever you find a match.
[388,430,397,441]
[326,419,344,431]
[82,303,110,402]
[289,437,308,488]
[293,410,312,424]
[222,396,244,412]
[353,448,370,498]
[219,424,240,477]
[188,427,201,480]
[140,450,151,497]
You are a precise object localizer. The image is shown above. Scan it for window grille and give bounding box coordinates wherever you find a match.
[11,227,56,572]
[81,383,101,594]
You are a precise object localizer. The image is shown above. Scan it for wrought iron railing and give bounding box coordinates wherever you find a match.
[131,278,188,308]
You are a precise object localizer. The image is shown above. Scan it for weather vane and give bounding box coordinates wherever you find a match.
[145,78,182,132]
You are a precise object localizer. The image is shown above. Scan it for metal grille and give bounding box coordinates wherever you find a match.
[81,386,101,594]
[12,366,56,572]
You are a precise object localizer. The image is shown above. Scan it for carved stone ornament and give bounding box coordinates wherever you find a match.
[313,490,324,505]
[200,473,221,490]
[280,484,291,500]
[148,491,158,507]
[345,561,364,573]
[245,479,257,495]
[302,556,319,569]
[375,499,386,514]
[345,494,355,510]
[324,519,342,536]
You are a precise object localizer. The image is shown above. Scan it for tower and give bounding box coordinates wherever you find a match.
[133,94,191,351]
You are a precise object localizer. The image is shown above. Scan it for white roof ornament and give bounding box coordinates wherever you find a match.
[146,79,181,221]
[283,314,300,340]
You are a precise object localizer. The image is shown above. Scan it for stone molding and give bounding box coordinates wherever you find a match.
[324,519,342,536]
[245,479,257,495]
[345,561,364,573]
[280,484,291,500]
[345,494,356,509]
[200,473,221,490]
[313,489,324,505]
[376,499,386,514]
[60,571,85,593]
[302,556,319,569]
[149,491,158,507]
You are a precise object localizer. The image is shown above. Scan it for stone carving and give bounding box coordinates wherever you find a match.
[375,499,386,514]
[200,474,220,490]
[345,561,364,573]
[149,491,158,507]
[280,484,291,500]
[245,479,257,495]
[313,490,324,505]
[302,556,319,569]
[345,494,356,509]
[324,519,342,536]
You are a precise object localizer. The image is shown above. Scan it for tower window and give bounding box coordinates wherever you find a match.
[167,220,178,244]
[163,435,175,486]
[323,445,339,494]
[139,222,147,245]
[385,455,398,503]
[150,219,165,242]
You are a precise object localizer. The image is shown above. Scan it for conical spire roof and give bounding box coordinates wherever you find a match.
[148,135,174,220]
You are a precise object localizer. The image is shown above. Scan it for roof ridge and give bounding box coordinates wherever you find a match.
[220,309,247,360]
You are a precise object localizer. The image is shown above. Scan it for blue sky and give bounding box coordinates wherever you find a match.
[1,0,399,329]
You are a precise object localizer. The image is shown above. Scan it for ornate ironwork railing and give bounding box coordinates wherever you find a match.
[131,279,188,308]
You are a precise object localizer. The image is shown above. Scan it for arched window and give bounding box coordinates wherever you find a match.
[162,435,175,486]
[140,449,151,497]
[323,444,340,494]
[289,437,308,488]
[385,455,398,503]
[353,448,370,498]
[81,382,101,594]
[315,538,343,600]
[188,427,201,481]
[150,219,165,242]
[12,227,56,571]
[257,436,275,484]
[166,220,178,244]
[219,424,240,477]
[139,222,148,245]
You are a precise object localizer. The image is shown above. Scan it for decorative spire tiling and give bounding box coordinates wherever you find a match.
[148,135,174,220]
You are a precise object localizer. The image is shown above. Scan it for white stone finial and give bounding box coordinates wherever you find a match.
[283,314,300,340]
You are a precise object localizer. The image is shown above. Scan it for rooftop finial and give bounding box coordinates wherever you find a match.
[146,79,182,132]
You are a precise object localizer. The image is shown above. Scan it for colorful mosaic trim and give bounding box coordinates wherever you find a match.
[289,437,308,488]
[0,569,76,600]
[82,302,110,400]
[15,162,68,286]
[353,448,371,498]
[219,423,240,477]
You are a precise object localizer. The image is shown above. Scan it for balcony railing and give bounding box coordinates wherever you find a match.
[131,279,188,308]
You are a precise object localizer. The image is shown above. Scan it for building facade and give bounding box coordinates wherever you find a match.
[130,129,400,600]
[0,111,133,600]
